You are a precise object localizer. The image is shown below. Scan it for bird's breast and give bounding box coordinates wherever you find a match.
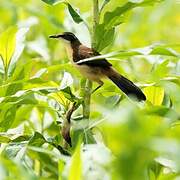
[73,63,106,82]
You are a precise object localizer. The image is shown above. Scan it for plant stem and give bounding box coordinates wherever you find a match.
[82,80,92,120]
[82,0,99,121]
[92,0,99,48]
[93,0,99,26]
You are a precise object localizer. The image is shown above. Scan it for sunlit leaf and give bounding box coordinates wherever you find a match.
[100,0,111,12]
[60,72,73,89]
[58,160,65,180]
[10,27,29,67]
[49,91,68,106]
[69,140,82,180]
[144,86,165,105]
[76,44,179,65]
[0,134,11,143]
[0,27,17,73]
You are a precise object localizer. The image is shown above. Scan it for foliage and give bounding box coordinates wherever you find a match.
[0,0,180,180]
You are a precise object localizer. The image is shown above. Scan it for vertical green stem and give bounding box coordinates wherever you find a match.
[82,80,92,120]
[92,0,99,48]
[93,0,99,26]
[82,0,99,122]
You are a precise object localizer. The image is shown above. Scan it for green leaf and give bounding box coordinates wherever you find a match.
[94,24,115,51]
[98,0,164,50]
[144,86,165,105]
[152,60,169,79]
[60,86,79,102]
[103,0,165,30]
[41,0,65,5]
[100,0,111,12]
[10,27,30,67]
[0,91,40,131]
[27,146,58,176]
[0,27,18,73]
[58,160,65,180]
[76,44,179,65]
[0,104,17,132]
[67,4,83,24]
[12,135,31,142]
[150,46,179,57]
[148,160,163,179]
[0,134,11,143]
[28,132,46,147]
[11,105,33,128]
[68,140,82,180]
[0,156,37,179]
[143,106,180,119]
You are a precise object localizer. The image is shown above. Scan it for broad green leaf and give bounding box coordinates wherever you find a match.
[103,0,164,30]
[94,24,115,51]
[0,27,18,72]
[10,27,30,68]
[67,4,83,24]
[0,104,17,132]
[41,0,65,5]
[144,86,164,105]
[103,2,135,28]
[11,105,33,128]
[0,91,39,131]
[28,132,46,147]
[68,140,82,180]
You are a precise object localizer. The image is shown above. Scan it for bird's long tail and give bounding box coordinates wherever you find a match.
[104,68,146,101]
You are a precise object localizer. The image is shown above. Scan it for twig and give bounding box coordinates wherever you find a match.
[61,102,78,147]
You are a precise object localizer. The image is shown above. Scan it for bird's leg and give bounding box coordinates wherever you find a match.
[91,80,104,94]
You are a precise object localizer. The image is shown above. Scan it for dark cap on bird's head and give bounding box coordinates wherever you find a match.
[49,32,79,43]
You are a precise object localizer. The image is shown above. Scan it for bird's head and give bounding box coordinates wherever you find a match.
[49,32,79,43]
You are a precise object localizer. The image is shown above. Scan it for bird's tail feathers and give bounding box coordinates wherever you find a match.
[104,68,146,101]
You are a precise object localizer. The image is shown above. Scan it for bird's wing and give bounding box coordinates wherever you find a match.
[78,45,112,67]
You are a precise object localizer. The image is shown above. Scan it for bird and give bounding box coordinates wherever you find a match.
[49,32,146,101]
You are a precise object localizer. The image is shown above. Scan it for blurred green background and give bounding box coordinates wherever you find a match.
[0,0,180,180]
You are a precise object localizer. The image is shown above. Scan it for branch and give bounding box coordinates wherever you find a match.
[61,102,78,147]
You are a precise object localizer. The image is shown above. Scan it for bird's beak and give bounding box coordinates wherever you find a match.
[49,34,63,39]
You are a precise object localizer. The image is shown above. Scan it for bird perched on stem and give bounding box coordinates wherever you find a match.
[49,32,146,101]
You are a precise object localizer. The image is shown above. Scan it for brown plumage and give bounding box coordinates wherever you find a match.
[49,32,146,101]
